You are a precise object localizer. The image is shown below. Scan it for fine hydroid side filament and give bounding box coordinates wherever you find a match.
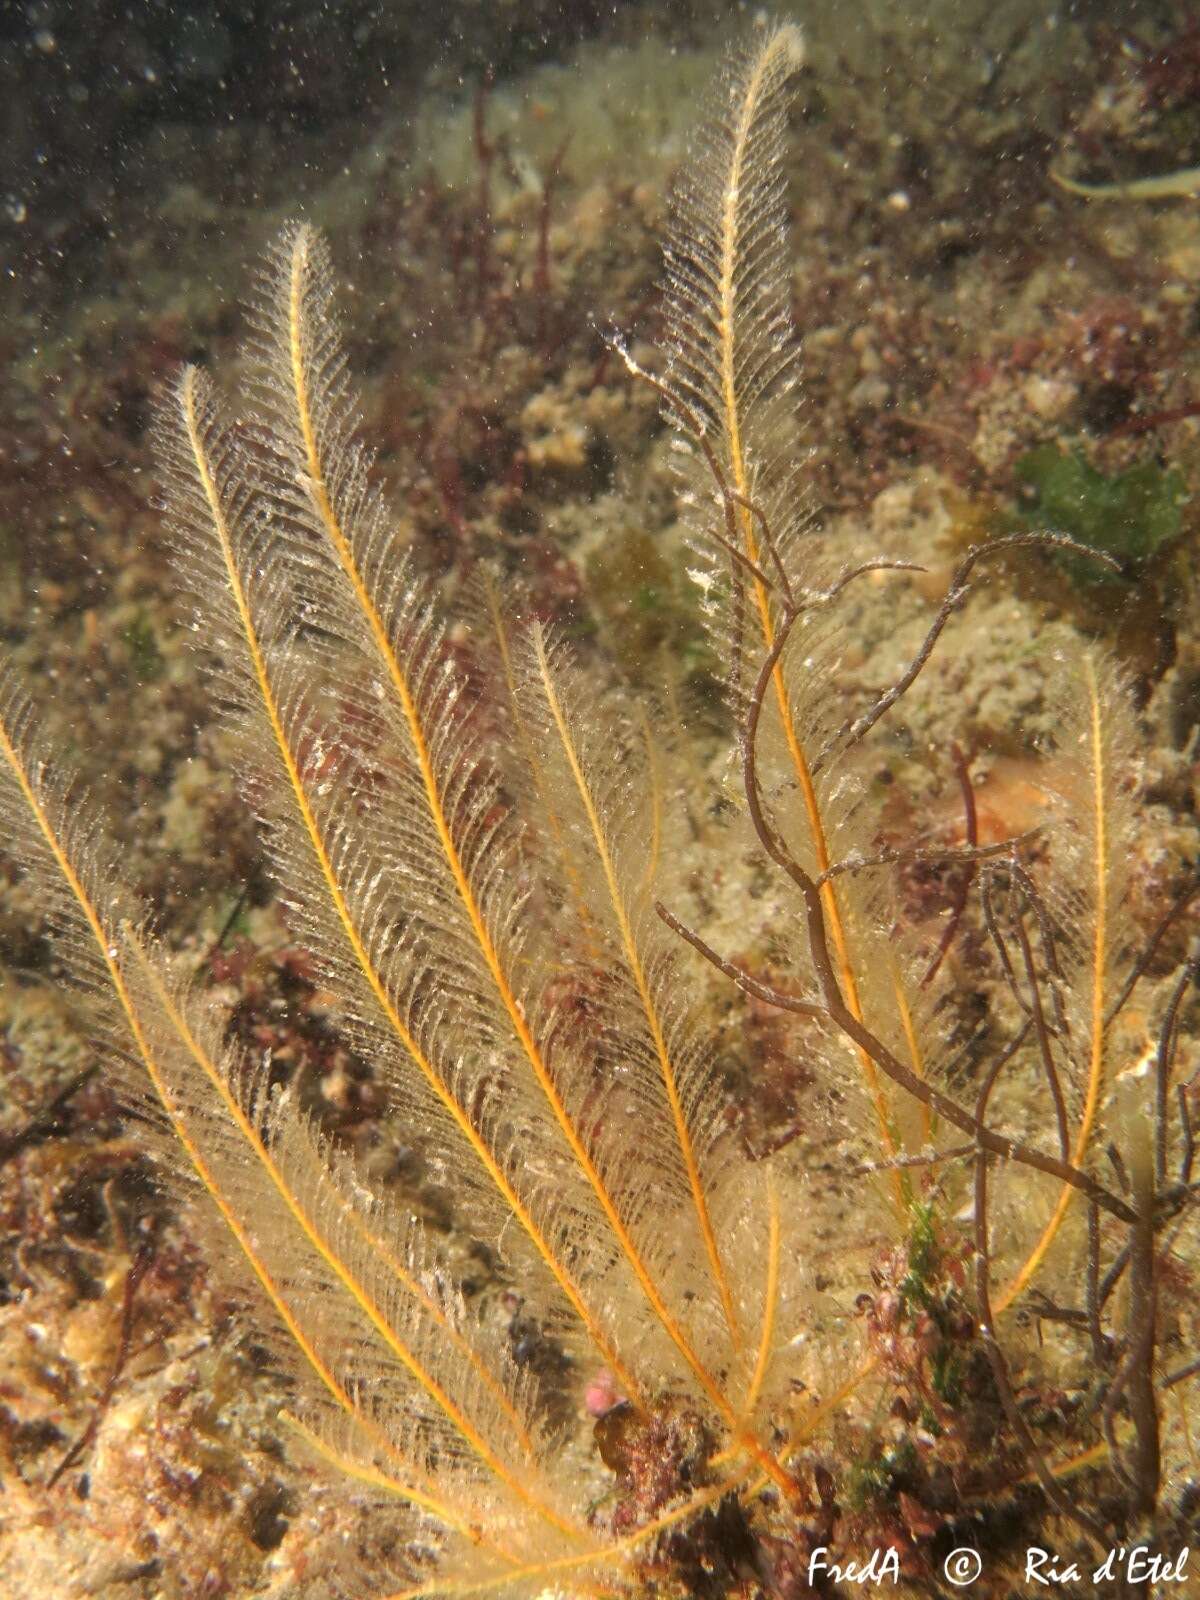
[2,19,1198,1598]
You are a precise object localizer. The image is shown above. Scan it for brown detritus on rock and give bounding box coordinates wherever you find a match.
[594,1398,714,1534]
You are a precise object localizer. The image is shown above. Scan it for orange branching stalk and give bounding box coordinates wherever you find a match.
[2,20,1198,1597]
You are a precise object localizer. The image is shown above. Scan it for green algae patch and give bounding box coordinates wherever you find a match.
[585,526,708,684]
[121,610,165,681]
[1012,442,1186,583]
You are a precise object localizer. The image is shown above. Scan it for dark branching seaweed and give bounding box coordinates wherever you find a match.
[2,21,1197,1598]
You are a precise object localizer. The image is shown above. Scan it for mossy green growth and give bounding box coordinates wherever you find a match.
[844,1438,919,1513]
[585,526,709,685]
[1012,442,1186,583]
[122,611,164,681]
[928,1342,963,1410]
[900,1201,964,1408]
[899,1200,938,1314]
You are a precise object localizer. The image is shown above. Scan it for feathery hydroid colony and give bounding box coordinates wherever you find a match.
[2,21,1197,1596]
